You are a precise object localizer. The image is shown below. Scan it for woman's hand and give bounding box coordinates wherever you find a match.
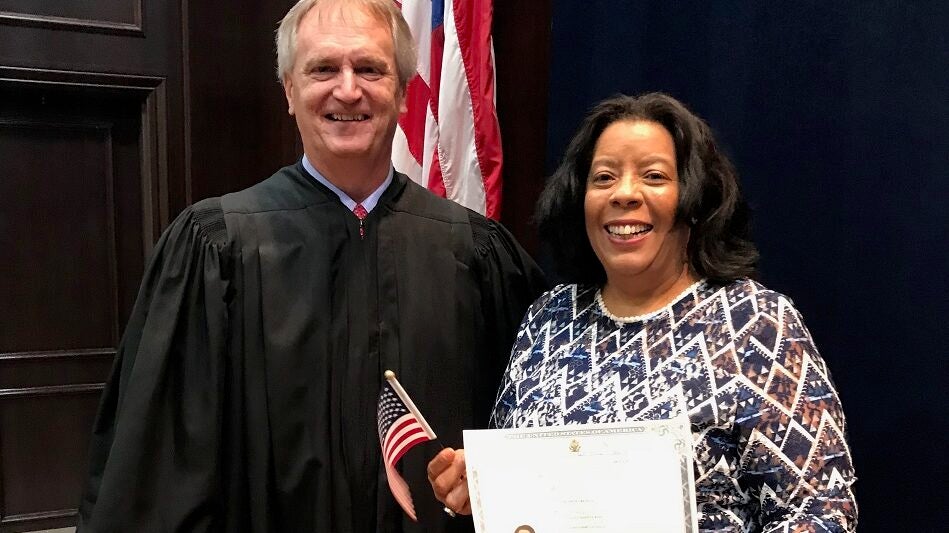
[427,448,472,516]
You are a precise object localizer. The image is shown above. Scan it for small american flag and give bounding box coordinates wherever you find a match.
[377,371,437,521]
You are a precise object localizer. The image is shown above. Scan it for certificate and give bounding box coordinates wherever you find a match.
[463,418,697,533]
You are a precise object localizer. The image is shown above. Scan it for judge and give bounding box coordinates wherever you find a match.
[77,0,546,531]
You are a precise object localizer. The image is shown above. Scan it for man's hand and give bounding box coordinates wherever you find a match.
[427,448,471,516]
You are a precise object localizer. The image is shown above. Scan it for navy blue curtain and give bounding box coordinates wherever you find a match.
[546,1,949,530]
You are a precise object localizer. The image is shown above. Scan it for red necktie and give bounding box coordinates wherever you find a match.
[353,203,368,238]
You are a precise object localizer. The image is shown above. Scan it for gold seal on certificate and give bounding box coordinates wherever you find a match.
[463,417,697,532]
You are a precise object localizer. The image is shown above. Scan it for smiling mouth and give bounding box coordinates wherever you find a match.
[605,223,652,240]
[326,113,369,122]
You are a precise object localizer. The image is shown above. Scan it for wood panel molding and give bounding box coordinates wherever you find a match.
[0,66,169,531]
[0,383,104,399]
[0,387,104,529]
[0,508,79,528]
[0,65,162,93]
[0,4,183,528]
[0,65,169,249]
[0,117,120,348]
[0,350,116,390]
[0,0,143,36]
[0,348,116,361]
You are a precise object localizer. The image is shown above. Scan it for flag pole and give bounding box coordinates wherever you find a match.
[384,370,437,440]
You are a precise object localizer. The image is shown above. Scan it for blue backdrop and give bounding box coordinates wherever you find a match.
[546,1,949,530]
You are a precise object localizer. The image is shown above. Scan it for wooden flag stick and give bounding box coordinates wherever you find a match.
[384,370,437,440]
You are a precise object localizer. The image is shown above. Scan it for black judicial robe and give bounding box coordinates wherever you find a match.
[78,164,546,533]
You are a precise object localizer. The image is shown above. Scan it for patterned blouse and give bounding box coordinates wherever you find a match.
[490,279,857,532]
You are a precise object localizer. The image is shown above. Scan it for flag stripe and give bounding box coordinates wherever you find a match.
[382,415,425,463]
[392,0,502,219]
[388,434,432,466]
[400,0,432,85]
[399,75,431,164]
[453,0,503,218]
[384,463,418,521]
[436,0,487,214]
[392,123,422,185]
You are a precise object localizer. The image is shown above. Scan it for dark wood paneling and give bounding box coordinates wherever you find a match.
[0,70,167,342]
[0,69,165,531]
[495,0,552,255]
[186,0,300,201]
[0,119,118,350]
[0,0,187,218]
[0,350,115,390]
[0,0,182,528]
[0,387,102,532]
[0,0,142,35]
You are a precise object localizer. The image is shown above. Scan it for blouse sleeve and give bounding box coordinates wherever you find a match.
[736,295,857,532]
[78,199,234,533]
[489,287,560,429]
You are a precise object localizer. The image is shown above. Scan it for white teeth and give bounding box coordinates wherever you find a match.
[329,114,368,121]
[606,223,651,236]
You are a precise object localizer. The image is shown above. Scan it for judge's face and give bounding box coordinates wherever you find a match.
[584,120,689,286]
[283,5,406,169]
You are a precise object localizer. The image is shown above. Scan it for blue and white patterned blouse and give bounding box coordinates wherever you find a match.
[491,279,857,532]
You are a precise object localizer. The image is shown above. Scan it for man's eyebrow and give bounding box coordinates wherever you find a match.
[301,56,333,69]
[306,49,343,62]
[350,53,389,66]
[300,54,389,70]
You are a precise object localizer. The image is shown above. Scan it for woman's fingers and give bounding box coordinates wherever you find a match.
[444,449,471,515]
[427,448,455,481]
[427,448,472,515]
[427,448,458,499]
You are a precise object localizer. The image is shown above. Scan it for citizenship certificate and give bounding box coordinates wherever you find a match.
[463,418,697,533]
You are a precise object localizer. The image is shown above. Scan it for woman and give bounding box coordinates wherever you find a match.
[429,93,857,531]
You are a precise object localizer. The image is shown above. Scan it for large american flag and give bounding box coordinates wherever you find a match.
[393,0,503,219]
[377,376,436,521]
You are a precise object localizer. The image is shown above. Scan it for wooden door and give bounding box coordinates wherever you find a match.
[0,1,185,530]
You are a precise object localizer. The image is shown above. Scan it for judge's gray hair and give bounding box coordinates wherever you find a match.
[275,0,417,90]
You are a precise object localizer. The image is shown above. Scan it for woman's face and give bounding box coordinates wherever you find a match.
[584,119,690,287]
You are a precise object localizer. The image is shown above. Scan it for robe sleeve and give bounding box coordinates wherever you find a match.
[737,295,858,532]
[78,199,234,533]
[468,214,547,424]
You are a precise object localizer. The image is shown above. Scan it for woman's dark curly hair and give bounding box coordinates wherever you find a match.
[536,92,758,285]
